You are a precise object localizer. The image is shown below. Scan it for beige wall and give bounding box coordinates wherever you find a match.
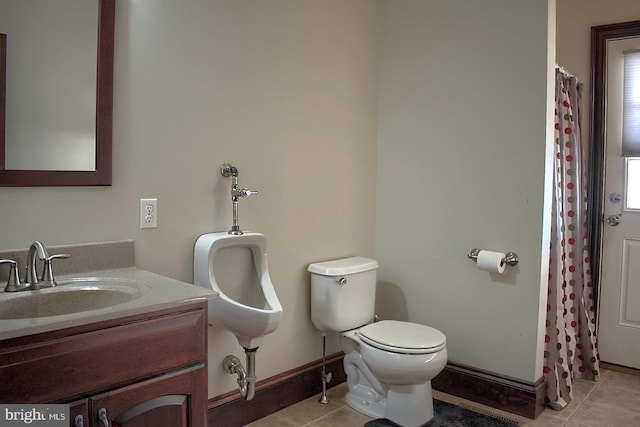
[375,0,554,382]
[0,0,379,398]
[4,0,623,398]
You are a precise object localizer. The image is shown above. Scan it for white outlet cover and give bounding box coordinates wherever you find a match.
[140,198,158,228]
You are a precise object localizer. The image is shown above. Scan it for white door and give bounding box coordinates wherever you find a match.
[598,37,640,369]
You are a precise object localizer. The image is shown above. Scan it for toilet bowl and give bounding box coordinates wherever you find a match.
[341,321,447,426]
[355,321,447,425]
[194,232,282,349]
[308,257,447,427]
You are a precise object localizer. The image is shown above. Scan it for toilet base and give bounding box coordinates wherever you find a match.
[343,349,387,419]
[345,384,386,420]
[346,381,434,427]
[385,382,434,427]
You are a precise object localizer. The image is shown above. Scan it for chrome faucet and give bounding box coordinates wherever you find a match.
[0,241,69,292]
[25,241,69,288]
[220,163,258,235]
[26,241,49,285]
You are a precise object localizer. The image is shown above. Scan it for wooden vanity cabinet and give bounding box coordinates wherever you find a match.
[69,365,204,427]
[0,301,208,427]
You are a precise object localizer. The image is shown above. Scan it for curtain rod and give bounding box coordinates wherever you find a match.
[556,63,577,80]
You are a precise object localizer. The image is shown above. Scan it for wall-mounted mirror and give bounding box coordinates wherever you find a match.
[0,0,114,186]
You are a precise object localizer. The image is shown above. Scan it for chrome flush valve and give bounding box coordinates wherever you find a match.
[220,163,259,235]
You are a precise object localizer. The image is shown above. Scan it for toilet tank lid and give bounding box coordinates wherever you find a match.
[308,257,379,276]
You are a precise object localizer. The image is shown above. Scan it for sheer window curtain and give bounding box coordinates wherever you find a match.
[623,50,640,156]
[544,68,600,410]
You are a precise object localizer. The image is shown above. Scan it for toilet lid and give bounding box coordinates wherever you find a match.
[358,320,446,354]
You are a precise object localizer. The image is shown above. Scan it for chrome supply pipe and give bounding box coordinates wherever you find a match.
[230,174,241,235]
[319,331,332,404]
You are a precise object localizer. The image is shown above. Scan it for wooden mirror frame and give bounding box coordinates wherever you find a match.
[0,0,114,187]
[0,33,5,171]
[589,19,640,301]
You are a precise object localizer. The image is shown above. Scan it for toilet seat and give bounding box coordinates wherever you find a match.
[358,320,446,354]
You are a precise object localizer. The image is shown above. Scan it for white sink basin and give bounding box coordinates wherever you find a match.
[0,278,150,320]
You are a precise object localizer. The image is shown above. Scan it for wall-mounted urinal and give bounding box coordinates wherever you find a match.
[194,232,282,350]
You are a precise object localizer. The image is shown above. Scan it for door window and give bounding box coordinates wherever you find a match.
[625,158,640,209]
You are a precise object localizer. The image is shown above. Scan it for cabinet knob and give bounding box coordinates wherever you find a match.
[74,415,85,427]
[98,408,110,427]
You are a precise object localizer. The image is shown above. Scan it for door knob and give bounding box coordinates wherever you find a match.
[606,214,621,226]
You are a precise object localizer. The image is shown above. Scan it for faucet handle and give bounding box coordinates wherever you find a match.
[47,253,70,261]
[40,253,70,287]
[0,259,29,292]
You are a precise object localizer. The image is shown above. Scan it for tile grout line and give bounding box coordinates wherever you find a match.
[302,403,351,427]
[562,376,602,425]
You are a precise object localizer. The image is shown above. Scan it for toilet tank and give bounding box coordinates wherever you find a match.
[308,257,379,332]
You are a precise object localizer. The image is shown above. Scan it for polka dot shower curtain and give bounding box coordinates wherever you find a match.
[544,68,600,410]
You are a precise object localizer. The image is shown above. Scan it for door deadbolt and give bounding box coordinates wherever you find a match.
[609,192,622,203]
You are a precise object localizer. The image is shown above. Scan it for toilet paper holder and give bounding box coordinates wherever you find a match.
[467,248,519,266]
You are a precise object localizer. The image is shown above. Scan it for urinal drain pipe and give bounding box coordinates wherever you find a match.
[222,350,257,401]
[244,348,257,401]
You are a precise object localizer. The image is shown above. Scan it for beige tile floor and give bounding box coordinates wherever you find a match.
[247,367,640,427]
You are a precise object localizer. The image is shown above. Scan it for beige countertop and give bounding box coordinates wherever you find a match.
[0,267,217,341]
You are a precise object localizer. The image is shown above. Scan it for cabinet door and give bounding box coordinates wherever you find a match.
[68,399,88,427]
[90,364,207,427]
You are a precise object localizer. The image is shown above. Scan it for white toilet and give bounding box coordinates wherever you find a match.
[308,257,447,427]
